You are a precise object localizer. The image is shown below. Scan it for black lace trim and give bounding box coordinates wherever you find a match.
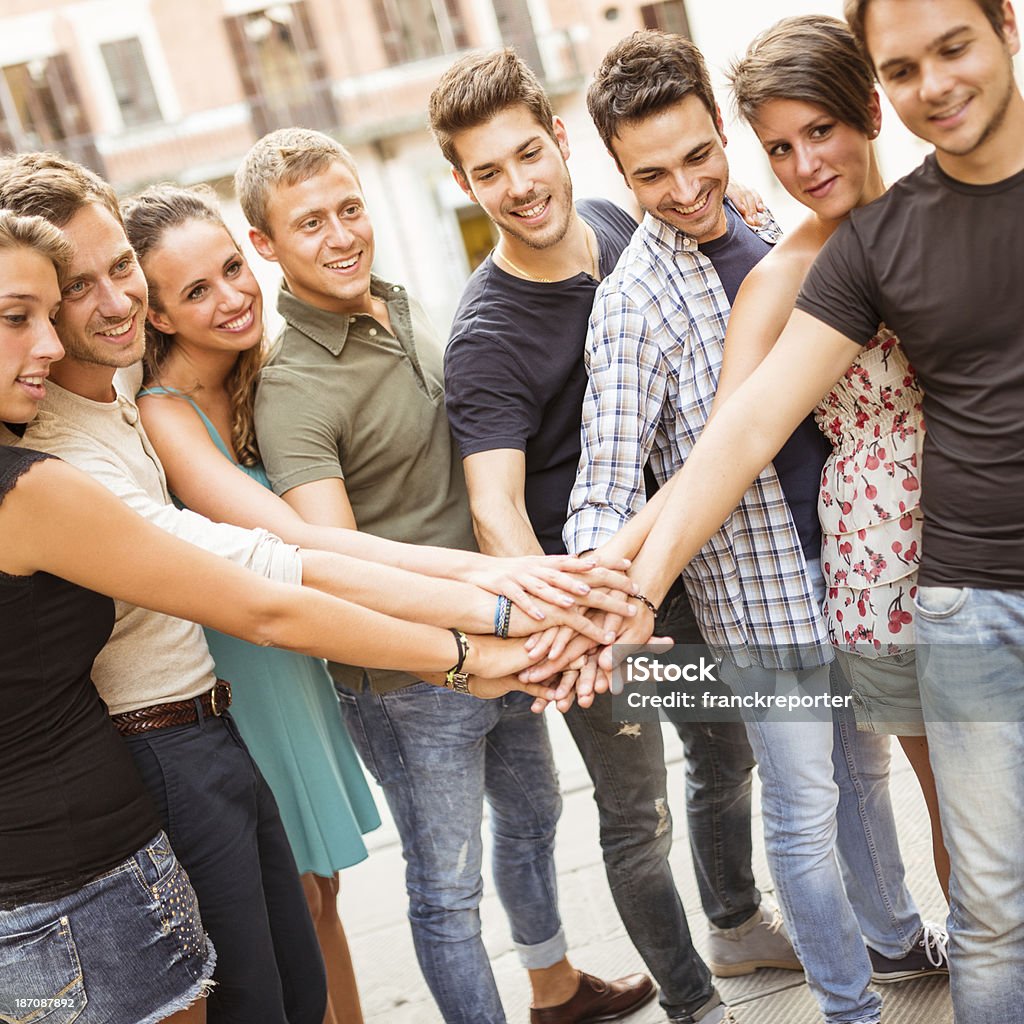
[0,448,56,579]
[0,446,55,505]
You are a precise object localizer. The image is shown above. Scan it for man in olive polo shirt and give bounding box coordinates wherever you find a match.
[238,128,654,1024]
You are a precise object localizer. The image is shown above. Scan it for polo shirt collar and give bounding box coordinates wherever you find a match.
[276,275,407,357]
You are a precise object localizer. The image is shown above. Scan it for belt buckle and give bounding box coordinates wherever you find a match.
[210,682,224,716]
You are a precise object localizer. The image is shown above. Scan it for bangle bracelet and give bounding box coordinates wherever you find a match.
[630,592,659,616]
[493,595,512,639]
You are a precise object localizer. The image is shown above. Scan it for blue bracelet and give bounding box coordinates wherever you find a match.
[493,595,512,638]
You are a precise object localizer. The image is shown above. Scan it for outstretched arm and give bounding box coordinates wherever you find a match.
[603,311,861,664]
[137,394,633,637]
[594,246,813,566]
[0,459,553,699]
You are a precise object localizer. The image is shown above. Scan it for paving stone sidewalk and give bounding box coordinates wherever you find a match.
[338,716,951,1024]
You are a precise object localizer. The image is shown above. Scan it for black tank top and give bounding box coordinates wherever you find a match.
[0,446,158,907]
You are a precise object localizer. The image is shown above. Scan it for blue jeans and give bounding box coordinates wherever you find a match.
[915,585,1024,1024]
[718,657,922,1024]
[126,713,326,1024]
[0,833,214,1024]
[337,682,564,1024]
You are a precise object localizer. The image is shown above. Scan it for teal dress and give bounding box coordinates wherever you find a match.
[138,387,379,876]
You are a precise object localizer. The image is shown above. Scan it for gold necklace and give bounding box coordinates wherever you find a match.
[496,220,598,283]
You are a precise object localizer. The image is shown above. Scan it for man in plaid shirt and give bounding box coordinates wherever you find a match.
[564,31,938,1024]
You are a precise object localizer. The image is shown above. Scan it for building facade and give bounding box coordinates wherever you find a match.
[1,0,981,328]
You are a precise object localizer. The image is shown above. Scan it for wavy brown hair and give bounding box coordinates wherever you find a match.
[428,48,557,174]
[587,31,720,170]
[121,184,263,467]
[0,151,122,228]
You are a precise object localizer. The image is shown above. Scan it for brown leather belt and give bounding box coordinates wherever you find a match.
[111,681,232,737]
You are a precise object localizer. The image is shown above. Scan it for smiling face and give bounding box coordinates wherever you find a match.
[866,0,1021,172]
[611,94,730,243]
[453,104,575,251]
[752,97,880,220]
[0,247,64,423]
[144,219,263,357]
[249,160,374,316]
[56,203,147,374]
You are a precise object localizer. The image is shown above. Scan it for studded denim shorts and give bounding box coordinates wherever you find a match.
[0,831,215,1024]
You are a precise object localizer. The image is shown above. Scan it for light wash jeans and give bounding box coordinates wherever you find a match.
[336,682,565,1024]
[716,563,922,1023]
[915,585,1024,1024]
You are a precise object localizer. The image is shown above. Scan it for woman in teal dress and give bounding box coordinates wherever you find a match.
[123,188,645,1024]
[124,185,381,1024]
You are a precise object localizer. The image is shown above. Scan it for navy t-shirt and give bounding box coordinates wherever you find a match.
[445,199,637,554]
[700,204,830,562]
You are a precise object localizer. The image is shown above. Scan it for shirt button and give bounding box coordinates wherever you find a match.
[368,328,378,337]
[349,316,356,324]
[392,285,401,292]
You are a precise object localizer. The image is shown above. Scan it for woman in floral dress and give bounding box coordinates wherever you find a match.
[720,14,949,896]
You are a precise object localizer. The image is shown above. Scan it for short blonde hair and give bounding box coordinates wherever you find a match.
[234,128,359,237]
[0,208,73,278]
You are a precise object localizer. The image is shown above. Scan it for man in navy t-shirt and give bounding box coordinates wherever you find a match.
[429,48,798,1024]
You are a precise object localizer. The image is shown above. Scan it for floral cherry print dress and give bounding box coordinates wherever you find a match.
[816,328,925,656]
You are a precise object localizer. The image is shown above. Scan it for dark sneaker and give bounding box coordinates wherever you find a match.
[868,923,949,983]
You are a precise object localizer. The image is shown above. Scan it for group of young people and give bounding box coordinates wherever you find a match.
[0,1,1020,1023]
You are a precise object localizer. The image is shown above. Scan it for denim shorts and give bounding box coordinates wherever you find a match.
[834,648,926,736]
[0,832,215,1024]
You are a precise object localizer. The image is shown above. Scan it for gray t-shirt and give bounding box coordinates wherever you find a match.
[797,154,1024,590]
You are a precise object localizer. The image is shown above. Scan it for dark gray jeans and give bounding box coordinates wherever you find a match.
[562,584,758,1021]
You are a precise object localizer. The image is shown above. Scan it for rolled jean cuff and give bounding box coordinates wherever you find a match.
[515,927,567,969]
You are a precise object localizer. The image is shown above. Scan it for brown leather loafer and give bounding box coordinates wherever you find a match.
[530,970,657,1024]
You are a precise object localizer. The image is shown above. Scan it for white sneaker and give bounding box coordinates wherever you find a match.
[708,904,803,977]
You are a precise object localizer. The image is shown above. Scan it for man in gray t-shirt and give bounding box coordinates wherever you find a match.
[610,3,1024,1022]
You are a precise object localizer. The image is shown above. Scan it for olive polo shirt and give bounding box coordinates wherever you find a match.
[254,276,477,694]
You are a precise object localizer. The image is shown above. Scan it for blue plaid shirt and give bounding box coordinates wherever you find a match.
[564,210,831,670]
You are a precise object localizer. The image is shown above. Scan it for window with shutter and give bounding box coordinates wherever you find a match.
[100,37,162,128]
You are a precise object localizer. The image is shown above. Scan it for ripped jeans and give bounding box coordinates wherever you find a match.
[559,581,754,1019]
[564,698,720,1020]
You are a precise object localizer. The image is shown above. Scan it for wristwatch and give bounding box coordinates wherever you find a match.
[445,629,472,694]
